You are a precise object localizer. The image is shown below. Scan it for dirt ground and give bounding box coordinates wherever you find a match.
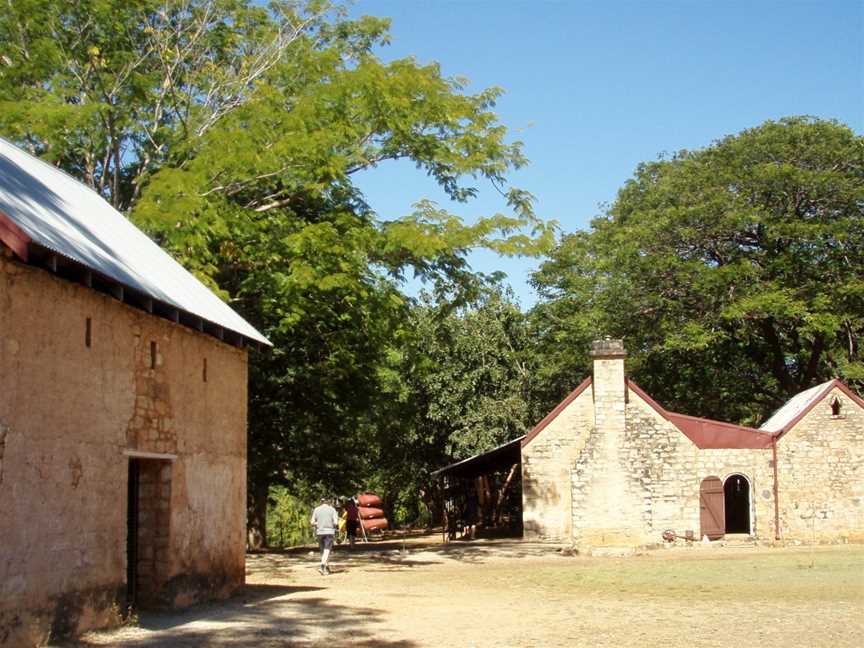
[65,534,864,648]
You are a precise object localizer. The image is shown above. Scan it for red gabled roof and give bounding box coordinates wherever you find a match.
[627,379,776,449]
[522,375,862,452]
[521,377,592,447]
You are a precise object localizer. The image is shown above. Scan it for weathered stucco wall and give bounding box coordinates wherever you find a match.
[775,386,864,542]
[0,254,248,646]
[521,388,593,540]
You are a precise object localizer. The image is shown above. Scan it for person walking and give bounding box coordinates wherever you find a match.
[310,496,339,575]
[345,496,361,548]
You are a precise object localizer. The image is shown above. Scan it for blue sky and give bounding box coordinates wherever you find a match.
[349,0,864,307]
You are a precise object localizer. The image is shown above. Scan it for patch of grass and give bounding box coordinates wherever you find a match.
[481,547,864,603]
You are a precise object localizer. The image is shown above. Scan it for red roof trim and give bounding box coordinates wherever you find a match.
[626,380,672,423]
[0,209,30,261]
[774,379,864,439]
[627,378,775,449]
[522,377,592,448]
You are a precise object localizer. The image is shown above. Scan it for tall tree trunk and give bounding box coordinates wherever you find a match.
[247,476,270,550]
[758,318,797,395]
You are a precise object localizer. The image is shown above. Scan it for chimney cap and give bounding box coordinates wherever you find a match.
[590,338,626,358]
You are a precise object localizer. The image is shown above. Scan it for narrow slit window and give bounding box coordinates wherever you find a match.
[203,358,208,383]
[85,317,92,348]
[831,396,842,417]
[150,341,157,369]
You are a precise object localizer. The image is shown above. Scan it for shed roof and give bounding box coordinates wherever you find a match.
[431,436,524,480]
[0,137,269,347]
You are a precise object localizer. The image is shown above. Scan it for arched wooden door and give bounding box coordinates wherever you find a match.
[700,476,725,540]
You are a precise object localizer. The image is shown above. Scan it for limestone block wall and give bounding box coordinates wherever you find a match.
[0,255,248,645]
[521,387,593,540]
[617,393,774,543]
[571,357,649,546]
[775,387,864,542]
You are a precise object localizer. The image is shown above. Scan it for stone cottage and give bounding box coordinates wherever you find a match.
[0,137,270,645]
[521,339,864,547]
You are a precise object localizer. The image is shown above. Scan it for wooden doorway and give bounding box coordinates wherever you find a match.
[723,474,750,534]
[699,476,725,540]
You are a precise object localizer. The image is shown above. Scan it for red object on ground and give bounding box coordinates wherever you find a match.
[361,517,389,531]
[358,506,384,520]
[357,493,382,507]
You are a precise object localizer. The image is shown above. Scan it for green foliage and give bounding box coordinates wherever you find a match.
[373,284,535,523]
[531,117,863,423]
[1,0,553,545]
[266,486,316,547]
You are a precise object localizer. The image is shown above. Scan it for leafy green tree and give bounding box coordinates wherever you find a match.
[132,20,551,545]
[531,117,863,424]
[374,285,535,524]
[0,0,326,208]
[1,0,553,545]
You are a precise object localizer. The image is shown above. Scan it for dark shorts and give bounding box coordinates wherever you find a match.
[318,534,334,551]
[347,520,360,537]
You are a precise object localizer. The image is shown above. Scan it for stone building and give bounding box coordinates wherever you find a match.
[521,339,864,547]
[0,138,269,645]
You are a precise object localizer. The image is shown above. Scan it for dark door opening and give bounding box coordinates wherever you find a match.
[126,458,172,610]
[724,474,750,534]
[126,459,140,610]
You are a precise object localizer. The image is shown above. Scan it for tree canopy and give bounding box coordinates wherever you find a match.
[3,3,860,544]
[1,0,554,544]
[531,117,863,424]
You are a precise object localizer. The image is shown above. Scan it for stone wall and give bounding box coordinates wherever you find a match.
[521,386,594,540]
[775,386,864,542]
[571,343,647,546]
[617,392,775,543]
[567,382,774,547]
[0,254,248,646]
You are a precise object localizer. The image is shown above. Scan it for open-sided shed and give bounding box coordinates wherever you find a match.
[432,436,524,540]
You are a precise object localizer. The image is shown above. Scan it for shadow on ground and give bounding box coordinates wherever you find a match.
[61,582,417,647]
[256,532,559,574]
[60,534,556,647]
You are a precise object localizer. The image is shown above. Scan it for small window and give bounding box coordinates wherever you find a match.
[85,318,92,348]
[831,396,842,417]
[203,358,208,383]
[150,341,157,369]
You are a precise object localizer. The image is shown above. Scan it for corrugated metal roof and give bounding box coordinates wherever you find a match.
[759,380,835,433]
[0,137,270,346]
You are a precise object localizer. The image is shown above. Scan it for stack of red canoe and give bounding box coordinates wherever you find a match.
[357,492,388,531]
